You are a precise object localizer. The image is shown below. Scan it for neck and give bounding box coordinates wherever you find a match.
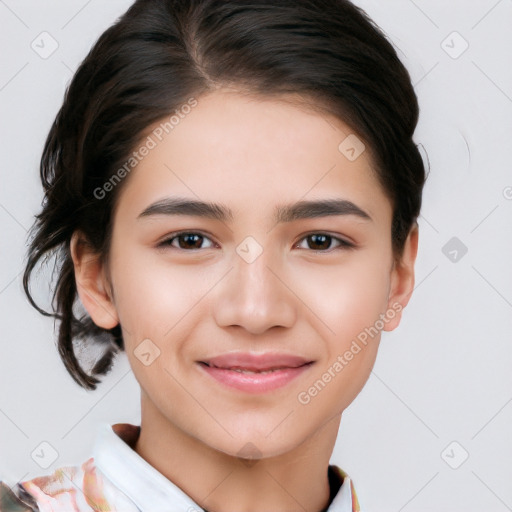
[134,395,342,512]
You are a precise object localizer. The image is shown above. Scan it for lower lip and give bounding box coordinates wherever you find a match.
[197,362,313,393]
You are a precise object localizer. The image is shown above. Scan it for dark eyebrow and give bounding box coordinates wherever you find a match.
[137,197,372,223]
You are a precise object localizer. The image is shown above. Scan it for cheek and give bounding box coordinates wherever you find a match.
[304,255,391,407]
[298,339,380,422]
[109,246,201,337]
[293,253,391,343]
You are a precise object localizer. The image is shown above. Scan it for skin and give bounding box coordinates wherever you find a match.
[71,88,418,512]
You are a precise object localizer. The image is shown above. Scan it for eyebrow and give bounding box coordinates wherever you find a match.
[137,197,372,223]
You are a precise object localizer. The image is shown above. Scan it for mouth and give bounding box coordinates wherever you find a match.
[199,363,305,374]
[196,353,314,393]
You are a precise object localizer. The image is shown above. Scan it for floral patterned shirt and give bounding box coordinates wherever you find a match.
[0,423,361,511]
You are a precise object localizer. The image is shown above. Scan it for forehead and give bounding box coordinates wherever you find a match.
[113,89,391,225]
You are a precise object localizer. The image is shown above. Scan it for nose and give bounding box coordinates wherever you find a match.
[212,242,297,335]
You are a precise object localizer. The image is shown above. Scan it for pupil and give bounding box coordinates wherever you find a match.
[310,234,330,250]
[180,234,202,249]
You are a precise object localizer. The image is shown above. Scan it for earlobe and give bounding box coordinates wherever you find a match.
[70,231,119,330]
[383,224,419,332]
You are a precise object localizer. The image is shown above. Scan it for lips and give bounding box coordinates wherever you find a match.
[197,353,314,393]
[199,352,313,372]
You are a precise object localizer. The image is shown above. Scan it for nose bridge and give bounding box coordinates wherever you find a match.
[213,235,296,334]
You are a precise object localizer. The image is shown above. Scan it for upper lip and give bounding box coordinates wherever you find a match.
[200,352,313,371]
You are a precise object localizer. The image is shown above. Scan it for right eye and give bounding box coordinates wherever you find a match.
[157,231,217,250]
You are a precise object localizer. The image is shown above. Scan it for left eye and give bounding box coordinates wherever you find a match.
[295,233,354,252]
[158,232,353,252]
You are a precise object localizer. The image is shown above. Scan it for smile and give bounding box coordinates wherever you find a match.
[197,352,314,393]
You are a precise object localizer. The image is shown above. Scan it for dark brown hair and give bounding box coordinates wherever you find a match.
[23,0,427,390]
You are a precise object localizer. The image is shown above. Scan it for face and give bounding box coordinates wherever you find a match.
[75,89,416,459]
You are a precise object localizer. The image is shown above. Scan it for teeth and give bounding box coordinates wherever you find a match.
[231,368,281,374]
[204,363,292,374]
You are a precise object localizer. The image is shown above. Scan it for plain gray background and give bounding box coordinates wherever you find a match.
[1,1,511,511]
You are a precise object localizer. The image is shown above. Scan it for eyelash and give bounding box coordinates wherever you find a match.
[157,231,356,252]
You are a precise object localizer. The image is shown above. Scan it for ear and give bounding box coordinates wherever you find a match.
[70,231,119,329]
[383,224,419,332]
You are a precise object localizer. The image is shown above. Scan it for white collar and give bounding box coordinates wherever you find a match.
[93,422,355,512]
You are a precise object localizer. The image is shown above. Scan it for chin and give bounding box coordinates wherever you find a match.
[204,423,311,462]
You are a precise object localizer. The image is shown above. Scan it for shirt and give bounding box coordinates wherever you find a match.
[0,423,361,512]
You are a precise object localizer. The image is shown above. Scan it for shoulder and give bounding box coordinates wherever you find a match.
[0,457,118,512]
